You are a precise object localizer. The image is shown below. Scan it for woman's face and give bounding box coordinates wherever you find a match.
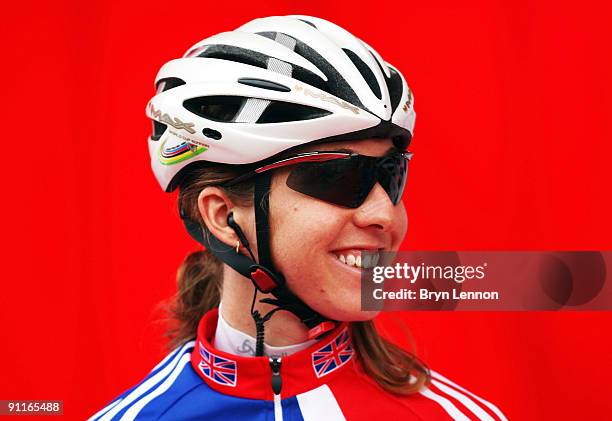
[268,138,408,321]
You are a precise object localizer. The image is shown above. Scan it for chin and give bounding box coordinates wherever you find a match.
[283,265,381,323]
[343,309,381,322]
[313,301,381,323]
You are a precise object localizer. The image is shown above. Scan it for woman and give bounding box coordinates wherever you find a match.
[91,15,507,421]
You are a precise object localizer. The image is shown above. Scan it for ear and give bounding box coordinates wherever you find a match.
[197,186,238,248]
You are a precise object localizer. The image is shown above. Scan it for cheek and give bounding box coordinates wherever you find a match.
[269,170,346,257]
[271,194,345,268]
[269,188,349,300]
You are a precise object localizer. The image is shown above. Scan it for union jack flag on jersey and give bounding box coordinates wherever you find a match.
[311,328,354,378]
[198,341,237,387]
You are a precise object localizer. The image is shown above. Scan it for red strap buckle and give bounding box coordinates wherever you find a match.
[308,321,336,339]
[250,267,279,293]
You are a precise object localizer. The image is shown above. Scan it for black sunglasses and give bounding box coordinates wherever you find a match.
[224,150,413,208]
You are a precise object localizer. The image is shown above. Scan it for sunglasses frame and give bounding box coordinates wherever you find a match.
[224,150,414,188]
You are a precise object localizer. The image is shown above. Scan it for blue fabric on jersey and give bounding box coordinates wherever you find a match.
[135,354,272,420]
[92,343,195,420]
[94,343,276,420]
[280,396,305,421]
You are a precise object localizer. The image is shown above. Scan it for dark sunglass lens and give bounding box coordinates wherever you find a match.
[286,157,374,208]
[376,154,409,204]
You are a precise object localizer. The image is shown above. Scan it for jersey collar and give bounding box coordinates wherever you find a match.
[190,308,355,400]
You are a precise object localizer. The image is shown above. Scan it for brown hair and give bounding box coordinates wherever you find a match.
[162,161,430,395]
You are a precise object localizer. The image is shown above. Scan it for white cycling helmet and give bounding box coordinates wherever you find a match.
[146,14,415,192]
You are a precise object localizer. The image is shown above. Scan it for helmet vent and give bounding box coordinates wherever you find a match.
[184,96,244,122]
[156,77,186,93]
[257,101,331,123]
[197,43,328,92]
[151,121,167,141]
[297,19,317,29]
[202,128,222,140]
[256,32,365,112]
[238,78,291,92]
[197,45,268,70]
[368,49,390,79]
[342,48,381,99]
[387,67,404,113]
[367,50,403,113]
[183,96,329,124]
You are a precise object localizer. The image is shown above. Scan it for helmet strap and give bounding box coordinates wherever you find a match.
[179,173,337,356]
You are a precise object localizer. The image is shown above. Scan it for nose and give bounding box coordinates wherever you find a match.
[352,183,396,230]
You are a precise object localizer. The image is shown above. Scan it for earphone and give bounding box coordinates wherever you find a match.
[227,212,251,253]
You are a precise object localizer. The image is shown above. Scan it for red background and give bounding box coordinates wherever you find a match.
[2,1,611,419]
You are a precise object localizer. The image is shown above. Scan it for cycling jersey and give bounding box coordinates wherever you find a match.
[90,308,507,420]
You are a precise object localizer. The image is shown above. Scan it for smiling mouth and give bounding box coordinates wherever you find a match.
[332,250,381,269]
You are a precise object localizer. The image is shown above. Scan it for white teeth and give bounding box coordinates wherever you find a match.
[335,250,383,269]
[346,254,356,266]
[335,252,381,269]
[336,253,358,268]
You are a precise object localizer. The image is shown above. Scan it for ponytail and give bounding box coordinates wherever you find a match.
[165,249,222,350]
[351,321,430,394]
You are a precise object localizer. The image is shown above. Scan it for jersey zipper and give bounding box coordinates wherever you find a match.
[269,356,283,421]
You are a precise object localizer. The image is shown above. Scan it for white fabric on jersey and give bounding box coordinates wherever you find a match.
[431,378,495,421]
[296,384,346,421]
[431,370,509,421]
[214,301,317,357]
[419,386,472,421]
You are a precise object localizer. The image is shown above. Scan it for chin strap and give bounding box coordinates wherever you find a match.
[179,172,336,356]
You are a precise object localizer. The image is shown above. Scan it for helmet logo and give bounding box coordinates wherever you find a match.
[159,138,207,165]
[149,103,196,134]
[294,85,360,115]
